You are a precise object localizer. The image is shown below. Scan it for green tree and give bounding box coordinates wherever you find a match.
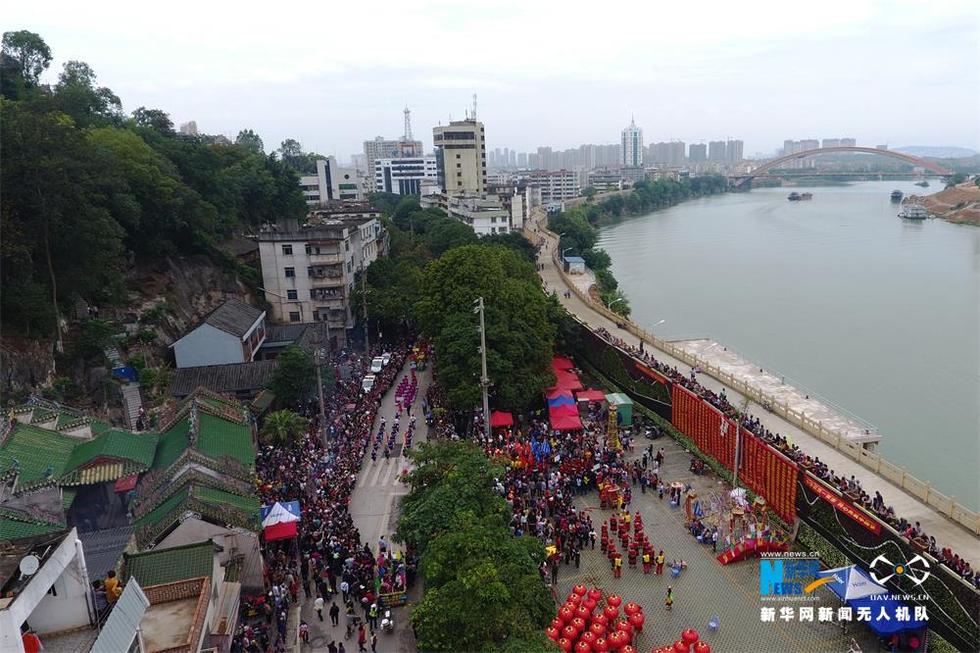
[260,409,308,446]
[583,186,597,200]
[1,30,51,85]
[131,107,174,133]
[235,128,264,153]
[267,346,316,405]
[426,218,478,256]
[415,245,555,410]
[54,60,122,126]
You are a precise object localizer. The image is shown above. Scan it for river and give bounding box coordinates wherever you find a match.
[597,180,980,508]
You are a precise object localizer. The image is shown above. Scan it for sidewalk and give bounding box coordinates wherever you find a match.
[533,212,979,558]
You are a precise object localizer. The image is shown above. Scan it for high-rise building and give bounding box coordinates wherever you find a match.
[800,139,819,152]
[689,143,707,162]
[821,138,840,149]
[621,118,643,168]
[840,138,856,147]
[708,140,727,162]
[298,158,365,205]
[518,152,528,167]
[527,170,581,203]
[179,121,198,136]
[363,110,424,191]
[726,139,744,164]
[433,117,487,194]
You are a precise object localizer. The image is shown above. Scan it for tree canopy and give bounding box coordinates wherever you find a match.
[260,409,308,446]
[266,346,317,406]
[0,31,306,338]
[397,442,556,652]
[415,245,556,410]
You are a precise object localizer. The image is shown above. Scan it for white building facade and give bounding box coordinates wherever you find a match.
[374,156,438,195]
[299,158,365,205]
[621,118,644,168]
[433,118,487,194]
[528,170,581,203]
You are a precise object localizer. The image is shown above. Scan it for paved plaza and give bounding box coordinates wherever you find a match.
[554,437,880,653]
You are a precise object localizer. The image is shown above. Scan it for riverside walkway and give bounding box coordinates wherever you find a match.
[531,209,979,558]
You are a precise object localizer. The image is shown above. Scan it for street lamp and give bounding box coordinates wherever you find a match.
[473,297,491,440]
[608,297,624,308]
[562,247,574,261]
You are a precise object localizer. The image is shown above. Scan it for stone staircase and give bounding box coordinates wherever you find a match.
[106,345,144,430]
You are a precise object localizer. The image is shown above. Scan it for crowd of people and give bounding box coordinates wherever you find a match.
[233,342,420,652]
[593,326,979,590]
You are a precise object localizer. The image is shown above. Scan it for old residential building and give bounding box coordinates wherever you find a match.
[256,213,385,338]
[299,157,364,205]
[170,300,266,369]
[433,118,487,194]
[527,169,582,203]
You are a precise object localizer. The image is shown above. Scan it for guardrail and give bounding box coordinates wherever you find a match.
[535,211,980,535]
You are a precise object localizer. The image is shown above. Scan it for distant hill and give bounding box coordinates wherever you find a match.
[896,146,978,159]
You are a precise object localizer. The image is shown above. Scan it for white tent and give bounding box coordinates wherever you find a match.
[816,565,887,601]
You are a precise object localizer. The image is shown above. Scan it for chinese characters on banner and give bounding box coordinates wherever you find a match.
[736,428,799,524]
[803,475,882,534]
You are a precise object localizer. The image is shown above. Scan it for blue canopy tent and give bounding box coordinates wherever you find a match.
[817,565,887,601]
[848,596,928,636]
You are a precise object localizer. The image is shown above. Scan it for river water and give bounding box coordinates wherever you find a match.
[597,180,979,508]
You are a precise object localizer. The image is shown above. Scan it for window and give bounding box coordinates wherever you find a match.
[284,267,295,278]
[289,311,301,322]
[456,154,461,159]
[282,244,293,255]
[287,289,298,300]
[305,244,312,254]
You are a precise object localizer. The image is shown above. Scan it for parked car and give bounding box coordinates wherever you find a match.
[362,374,376,393]
[371,357,384,373]
[381,352,392,367]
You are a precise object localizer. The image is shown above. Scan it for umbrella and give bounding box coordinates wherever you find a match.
[816,565,887,601]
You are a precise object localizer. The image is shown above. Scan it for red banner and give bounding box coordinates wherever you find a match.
[670,385,736,472]
[803,475,881,534]
[635,362,669,385]
[737,429,798,524]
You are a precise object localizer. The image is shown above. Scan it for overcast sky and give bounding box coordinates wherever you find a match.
[10,0,979,161]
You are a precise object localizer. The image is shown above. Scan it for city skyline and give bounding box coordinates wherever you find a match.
[8,0,977,162]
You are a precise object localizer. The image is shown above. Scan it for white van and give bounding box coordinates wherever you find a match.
[362,374,376,393]
[371,357,384,373]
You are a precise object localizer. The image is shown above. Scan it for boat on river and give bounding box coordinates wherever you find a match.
[890,190,903,201]
[914,180,930,188]
[898,203,931,220]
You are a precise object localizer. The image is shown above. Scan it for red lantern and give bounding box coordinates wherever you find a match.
[576,638,592,653]
[623,602,641,616]
[606,594,622,608]
[546,627,560,642]
[573,584,588,596]
[593,637,609,653]
[568,593,582,606]
[580,631,596,646]
[559,606,574,623]
[606,630,626,650]
[589,621,606,638]
[589,588,603,602]
[558,638,573,653]
[571,617,586,633]
[694,642,711,653]
[562,625,577,640]
[628,611,645,631]
[682,629,700,645]
[583,597,598,612]
[576,605,591,620]
[604,605,619,621]
[673,641,688,653]
[616,618,633,638]
[621,647,636,653]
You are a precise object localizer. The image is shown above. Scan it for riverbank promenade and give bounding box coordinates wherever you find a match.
[531,209,979,558]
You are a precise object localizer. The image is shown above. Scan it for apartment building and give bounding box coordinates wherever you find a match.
[433,118,487,194]
[374,155,438,195]
[299,157,364,205]
[527,169,582,202]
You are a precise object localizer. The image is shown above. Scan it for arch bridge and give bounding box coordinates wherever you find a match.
[732,146,952,189]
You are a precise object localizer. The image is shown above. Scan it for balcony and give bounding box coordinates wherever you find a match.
[308,251,344,265]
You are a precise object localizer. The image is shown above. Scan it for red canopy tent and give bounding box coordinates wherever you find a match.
[549,403,579,417]
[546,388,575,401]
[552,369,583,391]
[489,410,513,428]
[576,388,607,403]
[551,414,583,431]
[552,355,575,371]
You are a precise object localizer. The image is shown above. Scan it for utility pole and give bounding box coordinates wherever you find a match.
[313,328,328,445]
[473,297,490,440]
[361,262,370,355]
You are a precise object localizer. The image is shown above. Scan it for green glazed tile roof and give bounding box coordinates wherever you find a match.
[153,419,191,470]
[134,487,189,528]
[197,412,254,467]
[0,517,66,540]
[90,420,111,434]
[64,429,159,473]
[62,488,77,511]
[0,424,79,488]
[30,408,57,424]
[193,485,259,514]
[122,540,215,587]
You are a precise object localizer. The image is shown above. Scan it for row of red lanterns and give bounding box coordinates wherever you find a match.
[547,585,646,653]
[650,628,711,653]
